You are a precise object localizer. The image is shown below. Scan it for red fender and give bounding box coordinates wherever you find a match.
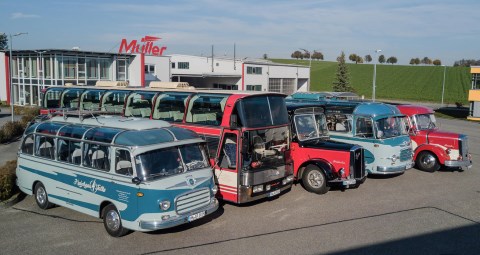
[413,144,449,165]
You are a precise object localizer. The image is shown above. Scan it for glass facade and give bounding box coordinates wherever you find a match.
[9,51,131,106]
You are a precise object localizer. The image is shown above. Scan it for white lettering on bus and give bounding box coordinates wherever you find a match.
[74,179,106,193]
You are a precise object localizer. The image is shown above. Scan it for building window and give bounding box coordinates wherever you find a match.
[86,58,98,79]
[268,78,281,93]
[246,66,262,75]
[63,57,77,79]
[44,57,52,79]
[246,85,262,91]
[31,58,38,78]
[178,62,189,69]
[216,63,219,66]
[171,62,176,69]
[145,64,155,74]
[268,78,295,94]
[12,57,18,77]
[99,59,111,79]
[213,84,238,90]
[117,59,128,81]
[23,58,31,78]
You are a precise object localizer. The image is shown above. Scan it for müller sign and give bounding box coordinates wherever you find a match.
[118,35,167,56]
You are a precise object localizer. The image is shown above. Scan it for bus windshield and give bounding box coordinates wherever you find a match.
[413,114,437,130]
[375,116,408,139]
[242,126,289,170]
[294,113,328,141]
[135,144,209,181]
[238,96,288,128]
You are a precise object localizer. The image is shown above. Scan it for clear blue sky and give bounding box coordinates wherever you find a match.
[1,0,479,65]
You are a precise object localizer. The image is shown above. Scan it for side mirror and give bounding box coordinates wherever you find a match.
[377,130,384,138]
[132,177,142,185]
[230,114,238,129]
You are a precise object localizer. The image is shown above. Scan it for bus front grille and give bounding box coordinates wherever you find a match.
[175,188,211,215]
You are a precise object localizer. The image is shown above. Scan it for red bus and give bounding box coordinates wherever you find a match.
[41,86,294,204]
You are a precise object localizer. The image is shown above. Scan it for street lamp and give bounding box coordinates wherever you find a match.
[441,65,447,106]
[372,49,382,102]
[8,32,28,121]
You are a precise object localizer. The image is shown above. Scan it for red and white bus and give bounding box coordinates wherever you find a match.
[41,85,294,204]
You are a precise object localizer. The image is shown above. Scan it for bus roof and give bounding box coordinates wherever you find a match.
[353,102,403,118]
[49,115,171,130]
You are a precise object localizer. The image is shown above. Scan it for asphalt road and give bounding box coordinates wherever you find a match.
[1,117,479,255]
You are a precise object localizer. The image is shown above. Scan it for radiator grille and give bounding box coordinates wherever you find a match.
[400,148,412,162]
[350,147,366,179]
[175,188,211,215]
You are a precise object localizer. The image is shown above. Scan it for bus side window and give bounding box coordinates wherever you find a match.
[83,143,110,171]
[35,135,55,159]
[21,134,34,155]
[115,149,133,176]
[57,139,82,164]
[355,117,373,138]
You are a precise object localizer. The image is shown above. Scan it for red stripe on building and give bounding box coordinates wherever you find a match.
[5,55,10,105]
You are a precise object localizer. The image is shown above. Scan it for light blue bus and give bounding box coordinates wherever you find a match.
[16,114,219,237]
[322,101,414,175]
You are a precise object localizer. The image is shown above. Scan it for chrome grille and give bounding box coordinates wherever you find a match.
[459,136,469,158]
[350,147,366,179]
[400,148,412,162]
[175,188,211,215]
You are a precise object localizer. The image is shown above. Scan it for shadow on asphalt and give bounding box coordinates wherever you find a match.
[139,206,480,255]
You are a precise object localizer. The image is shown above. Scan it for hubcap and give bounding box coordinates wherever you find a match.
[307,170,324,188]
[421,154,436,168]
[106,210,120,231]
[36,187,46,205]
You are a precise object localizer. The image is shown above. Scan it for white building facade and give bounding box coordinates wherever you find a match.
[0,50,309,106]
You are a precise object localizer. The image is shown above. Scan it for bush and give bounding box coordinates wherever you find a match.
[0,160,18,201]
[0,121,24,143]
[20,106,40,126]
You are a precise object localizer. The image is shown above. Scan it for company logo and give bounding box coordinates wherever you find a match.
[118,35,167,56]
[74,178,106,193]
[355,152,361,161]
[186,175,196,186]
[333,160,346,165]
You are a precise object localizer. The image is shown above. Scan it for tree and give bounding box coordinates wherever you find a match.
[291,50,302,59]
[303,51,310,60]
[263,53,268,60]
[409,58,415,65]
[349,53,358,63]
[414,58,420,65]
[364,54,372,63]
[386,56,397,64]
[356,55,364,64]
[0,33,7,51]
[333,51,355,92]
[422,57,432,65]
[433,59,442,66]
[311,51,324,60]
[378,54,386,64]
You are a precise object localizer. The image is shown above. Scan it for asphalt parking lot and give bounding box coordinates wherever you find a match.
[1,116,479,255]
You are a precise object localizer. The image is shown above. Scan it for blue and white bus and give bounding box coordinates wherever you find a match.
[16,113,219,237]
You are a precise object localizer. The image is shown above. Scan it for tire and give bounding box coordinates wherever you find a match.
[302,165,330,194]
[34,182,54,210]
[103,204,129,237]
[416,151,440,173]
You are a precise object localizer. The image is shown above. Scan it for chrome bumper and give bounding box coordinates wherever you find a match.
[139,199,219,231]
[444,159,472,169]
[375,162,414,175]
[238,175,293,204]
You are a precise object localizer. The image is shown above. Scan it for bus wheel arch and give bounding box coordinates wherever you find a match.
[416,151,441,172]
[102,203,129,237]
[33,182,54,210]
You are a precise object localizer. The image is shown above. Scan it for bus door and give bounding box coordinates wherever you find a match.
[110,148,138,218]
[354,116,377,172]
[214,130,240,203]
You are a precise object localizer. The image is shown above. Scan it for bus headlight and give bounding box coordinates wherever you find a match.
[387,154,398,162]
[282,175,294,185]
[253,185,263,193]
[339,168,345,178]
[159,200,171,211]
[212,185,218,194]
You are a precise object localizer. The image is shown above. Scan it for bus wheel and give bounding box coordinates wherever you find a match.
[416,151,440,173]
[34,182,54,210]
[302,165,330,194]
[103,204,129,237]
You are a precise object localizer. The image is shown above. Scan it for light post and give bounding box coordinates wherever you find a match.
[441,65,447,106]
[372,49,382,102]
[8,32,28,121]
[34,50,47,106]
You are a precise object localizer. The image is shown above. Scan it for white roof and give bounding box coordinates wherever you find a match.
[49,115,171,130]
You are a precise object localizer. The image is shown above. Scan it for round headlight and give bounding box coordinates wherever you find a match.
[212,185,218,194]
[159,200,171,211]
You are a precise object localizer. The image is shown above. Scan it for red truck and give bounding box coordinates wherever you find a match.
[396,105,472,172]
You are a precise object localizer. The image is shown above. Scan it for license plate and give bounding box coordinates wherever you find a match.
[269,189,281,197]
[188,211,206,222]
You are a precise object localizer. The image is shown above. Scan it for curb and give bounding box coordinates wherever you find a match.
[0,192,24,209]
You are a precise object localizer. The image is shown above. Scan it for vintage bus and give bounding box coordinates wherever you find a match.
[16,114,219,237]
[397,104,472,172]
[289,98,414,175]
[41,86,294,204]
[286,101,366,194]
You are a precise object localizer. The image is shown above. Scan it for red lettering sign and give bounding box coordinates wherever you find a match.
[118,36,167,56]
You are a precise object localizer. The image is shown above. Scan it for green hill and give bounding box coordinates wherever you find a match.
[271,59,471,104]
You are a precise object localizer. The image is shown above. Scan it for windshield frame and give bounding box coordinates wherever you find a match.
[374,116,408,139]
[413,113,437,131]
[293,113,329,142]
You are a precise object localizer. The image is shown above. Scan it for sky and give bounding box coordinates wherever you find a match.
[1,0,479,66]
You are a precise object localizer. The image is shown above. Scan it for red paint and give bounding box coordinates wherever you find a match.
[140,53,145,87]
[397,104,463,165]
[5,55,10,105]
[118,35,167,56]
[241,62,245,90]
